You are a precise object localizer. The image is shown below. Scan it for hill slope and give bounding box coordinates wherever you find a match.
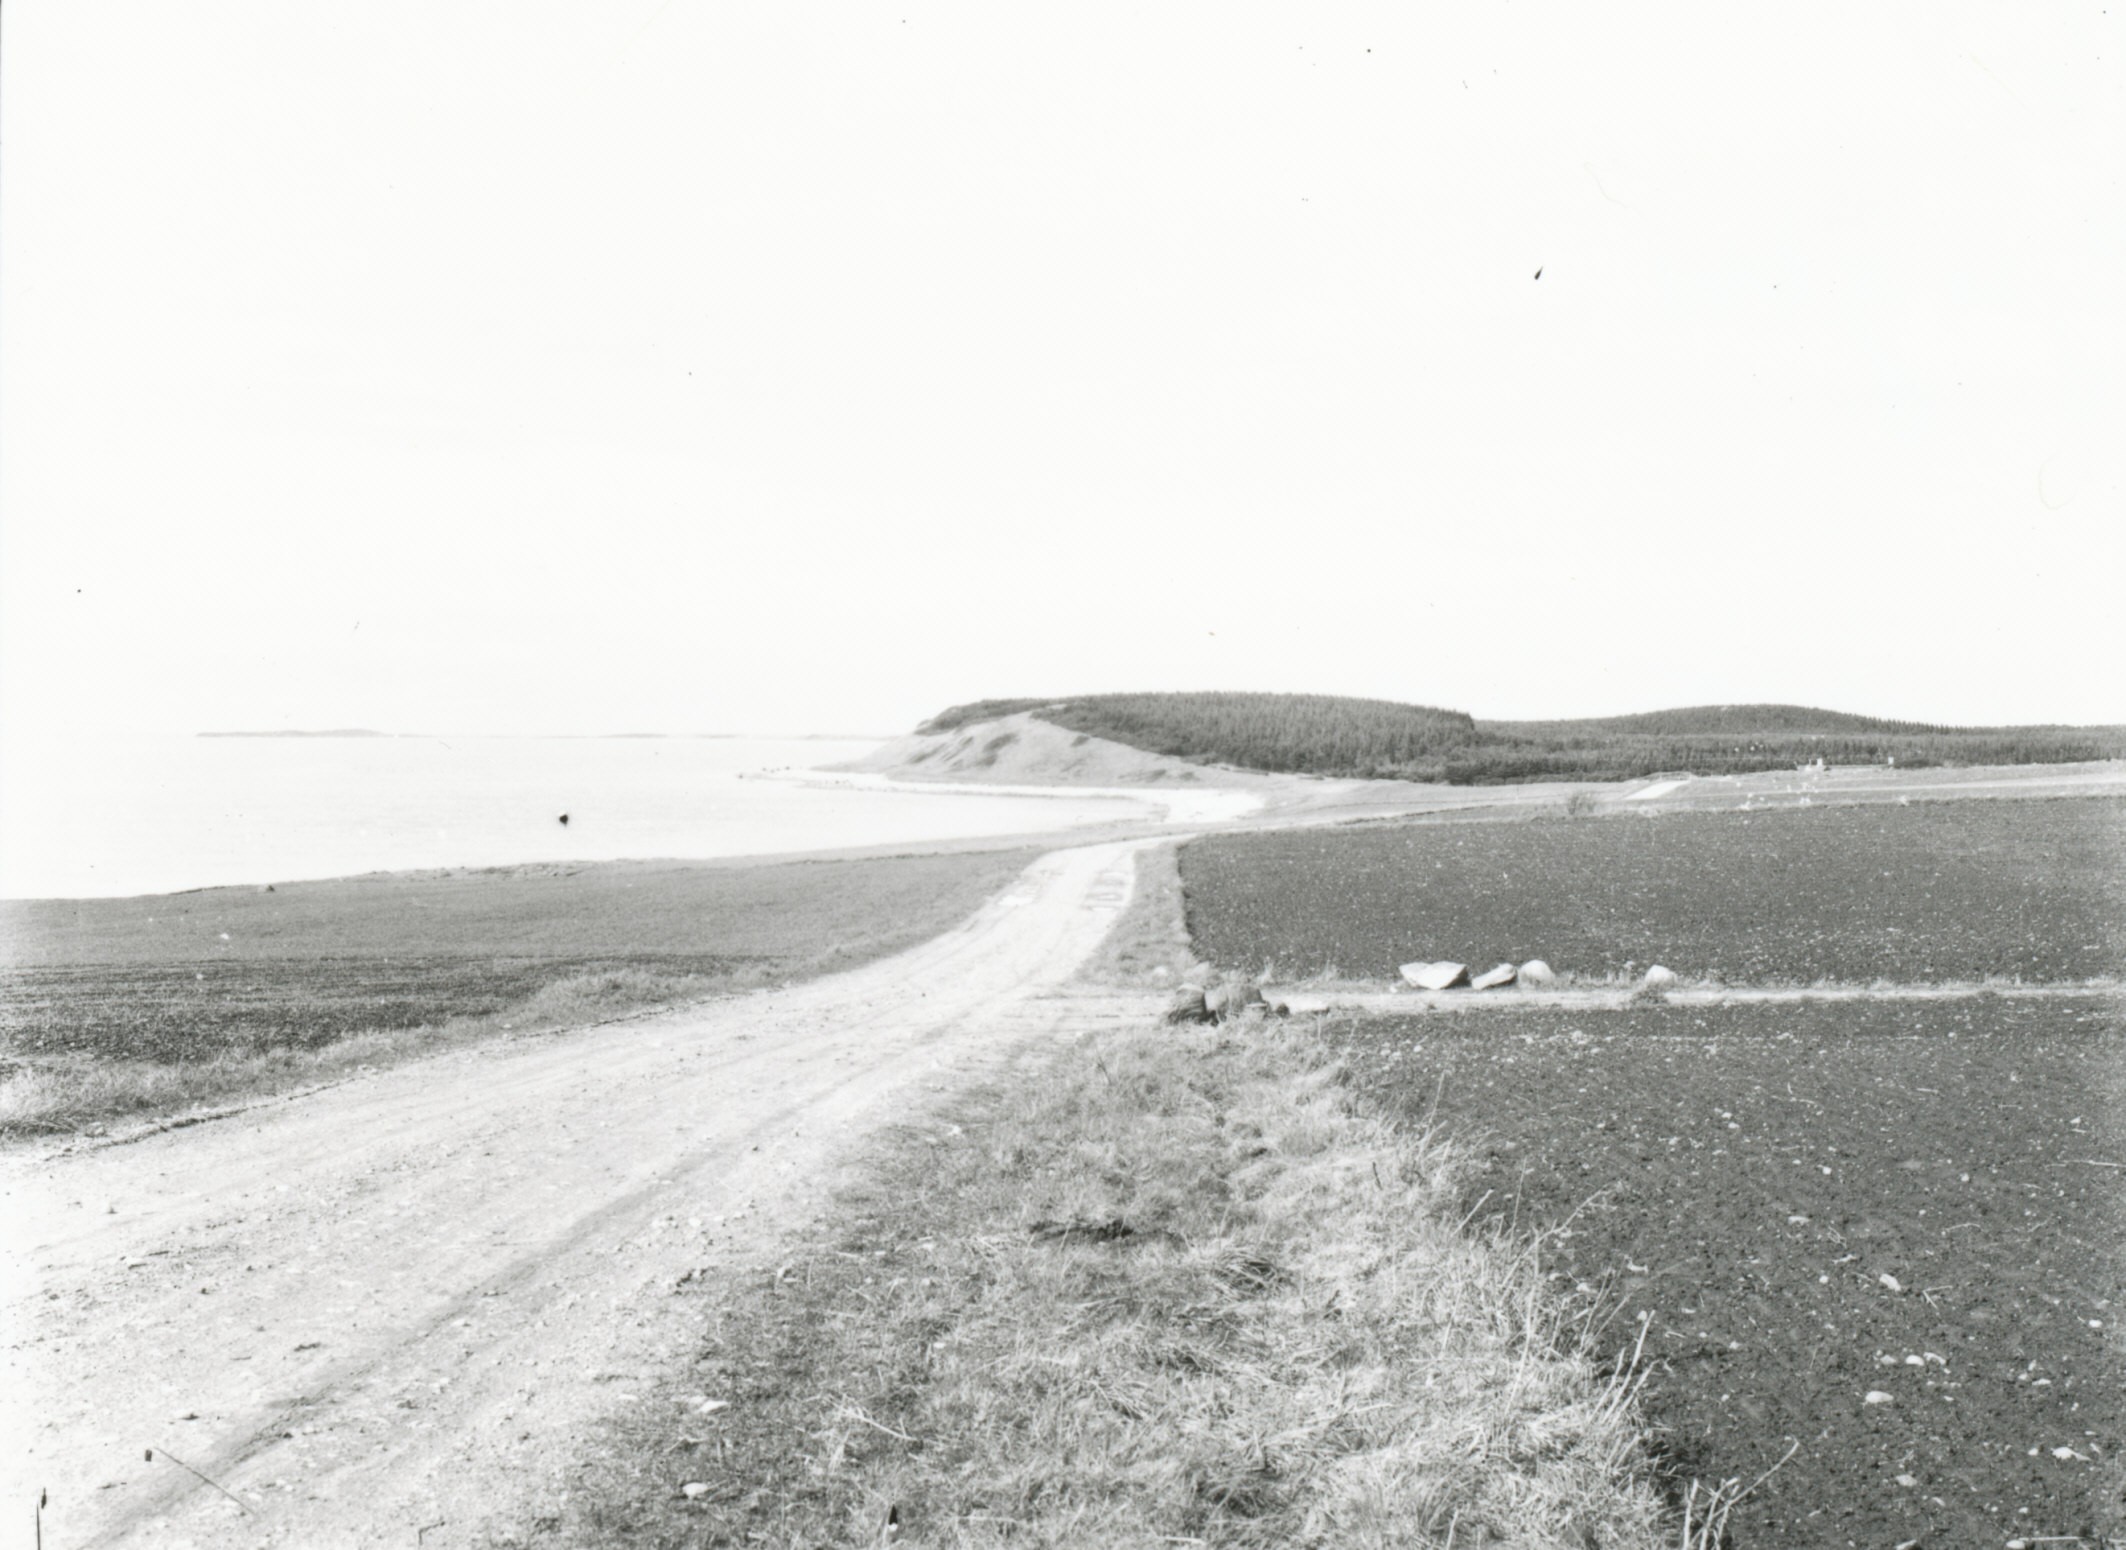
[919,693,1472,776]
[907,694,2126,785]
[850,711,1254,787]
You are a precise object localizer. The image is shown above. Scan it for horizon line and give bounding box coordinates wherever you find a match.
[193,729,899,741]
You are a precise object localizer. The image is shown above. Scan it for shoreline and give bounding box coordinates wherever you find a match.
[6,756,2120,907]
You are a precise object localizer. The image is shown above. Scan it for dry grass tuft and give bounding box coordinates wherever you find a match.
[562,1018,1682,1547]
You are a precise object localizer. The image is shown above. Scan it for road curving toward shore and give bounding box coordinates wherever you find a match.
[1,841,1162,1550]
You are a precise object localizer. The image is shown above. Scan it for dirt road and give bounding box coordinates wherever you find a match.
[1,841,1158,1550]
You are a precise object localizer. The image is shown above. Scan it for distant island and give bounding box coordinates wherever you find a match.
[899,692,2126,785]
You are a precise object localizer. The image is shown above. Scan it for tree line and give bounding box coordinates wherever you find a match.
[917,693,2125,785]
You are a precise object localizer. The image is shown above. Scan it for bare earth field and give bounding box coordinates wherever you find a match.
[0,843,1155,1548]
[1184,794,2126,985]
[1329,998,2126,1545]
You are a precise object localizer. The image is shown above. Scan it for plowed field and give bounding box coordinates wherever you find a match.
[1183,796,2125,983]
[1331,997,2126,1544]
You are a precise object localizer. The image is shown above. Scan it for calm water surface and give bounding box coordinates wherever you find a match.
[0,735,1146,899]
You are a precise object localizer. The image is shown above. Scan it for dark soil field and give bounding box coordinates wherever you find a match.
[0,849,1038,970]
[1330,997,2126,1546]
[0,954,750,1060]
[0,848,1033,1123]
[1184,796,2125,983]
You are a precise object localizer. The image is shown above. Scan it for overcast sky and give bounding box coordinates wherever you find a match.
[3,2,2119,738]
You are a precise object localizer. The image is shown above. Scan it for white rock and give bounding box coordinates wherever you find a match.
[1202,981,1265,1021]
[1895,1474,1918,1488]
[682,1482,710,1499]
[1863,1390,1894,1405]
[1399,961,1470,991]
[1163,988,1213,1025]
[1879,1273,1903,1294]
[1518,959,1556,985]
[1640,965,1678,990]
[1470,963,1517,991]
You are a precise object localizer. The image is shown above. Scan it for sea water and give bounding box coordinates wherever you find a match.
[0,734,1152,900]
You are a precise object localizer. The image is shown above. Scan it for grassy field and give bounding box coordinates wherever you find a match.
[1328,998,2126,1546]
[914,692,2126,784]
[0,848,1035,1135]
[558,1019,1696,1549]
[1181,796,2126,984]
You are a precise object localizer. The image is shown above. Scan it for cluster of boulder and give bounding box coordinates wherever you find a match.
[1163,980,1289,1025]
[1398,959,1555,991]
[1164,957,1683,1023]
[1398,959,1679,993]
